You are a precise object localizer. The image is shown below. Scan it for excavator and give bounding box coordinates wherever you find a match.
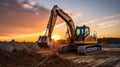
[37,5,102,55]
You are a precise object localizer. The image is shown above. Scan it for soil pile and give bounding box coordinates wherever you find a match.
[0,49,77,67]
[0,41,40,52]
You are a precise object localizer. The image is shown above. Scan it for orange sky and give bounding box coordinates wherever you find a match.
[0,0,120,42]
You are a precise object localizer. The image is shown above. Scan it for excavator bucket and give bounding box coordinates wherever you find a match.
[37,36,50,48]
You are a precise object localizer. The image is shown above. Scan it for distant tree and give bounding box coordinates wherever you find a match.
[11,39,15,42]
[98,38,120,44]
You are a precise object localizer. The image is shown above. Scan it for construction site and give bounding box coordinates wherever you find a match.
[0,41,120,67]
[0,0,120,67]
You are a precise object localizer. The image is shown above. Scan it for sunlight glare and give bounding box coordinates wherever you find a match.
[52,35,61,41]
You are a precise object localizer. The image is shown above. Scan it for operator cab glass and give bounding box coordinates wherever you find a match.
[75,25,90,41]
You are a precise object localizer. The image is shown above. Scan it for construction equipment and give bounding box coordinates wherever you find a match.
[37,5,101,55]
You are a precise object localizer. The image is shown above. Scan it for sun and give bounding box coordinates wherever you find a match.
[52,35,61,41]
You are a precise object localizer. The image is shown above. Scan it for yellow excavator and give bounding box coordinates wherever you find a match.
[37,5,102,55]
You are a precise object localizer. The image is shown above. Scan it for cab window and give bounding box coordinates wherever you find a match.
[84,28,89,36]
[76,29,80,35]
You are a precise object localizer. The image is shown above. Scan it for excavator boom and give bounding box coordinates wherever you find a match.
[37,5,75,48]
[46,5,75,42]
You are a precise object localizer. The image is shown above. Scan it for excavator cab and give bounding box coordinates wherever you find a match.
[75,25,90,41]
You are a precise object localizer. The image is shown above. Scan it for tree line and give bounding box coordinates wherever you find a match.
[98,38,120,44]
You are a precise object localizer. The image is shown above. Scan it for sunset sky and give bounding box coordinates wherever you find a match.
[0,0,120,42]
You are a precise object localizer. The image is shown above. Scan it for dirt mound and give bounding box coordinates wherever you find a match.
[0,41,40,52]
[0,49,77,67]
[100,42,109,48]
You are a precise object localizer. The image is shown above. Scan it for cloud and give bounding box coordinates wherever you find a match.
[0,0,50,36]
[64,9,82,18]
[91,20,120,38]
[91,20,120,29]
[21,1,33,9]
[103,14,120,19]
[79,19,100,25]
[75,14,120,38]
[0,0,83,41]
[77,14,120,26]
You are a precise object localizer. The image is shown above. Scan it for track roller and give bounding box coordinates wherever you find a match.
[77,44,102,55]
[57,45,76,54]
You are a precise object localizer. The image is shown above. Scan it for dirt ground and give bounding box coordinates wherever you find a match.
[0,48,120,67]
[59,48,120,67]
[0,48,77,67]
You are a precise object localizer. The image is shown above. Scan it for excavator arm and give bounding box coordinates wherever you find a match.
[46,5,75,42]
[37,5,75,47]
